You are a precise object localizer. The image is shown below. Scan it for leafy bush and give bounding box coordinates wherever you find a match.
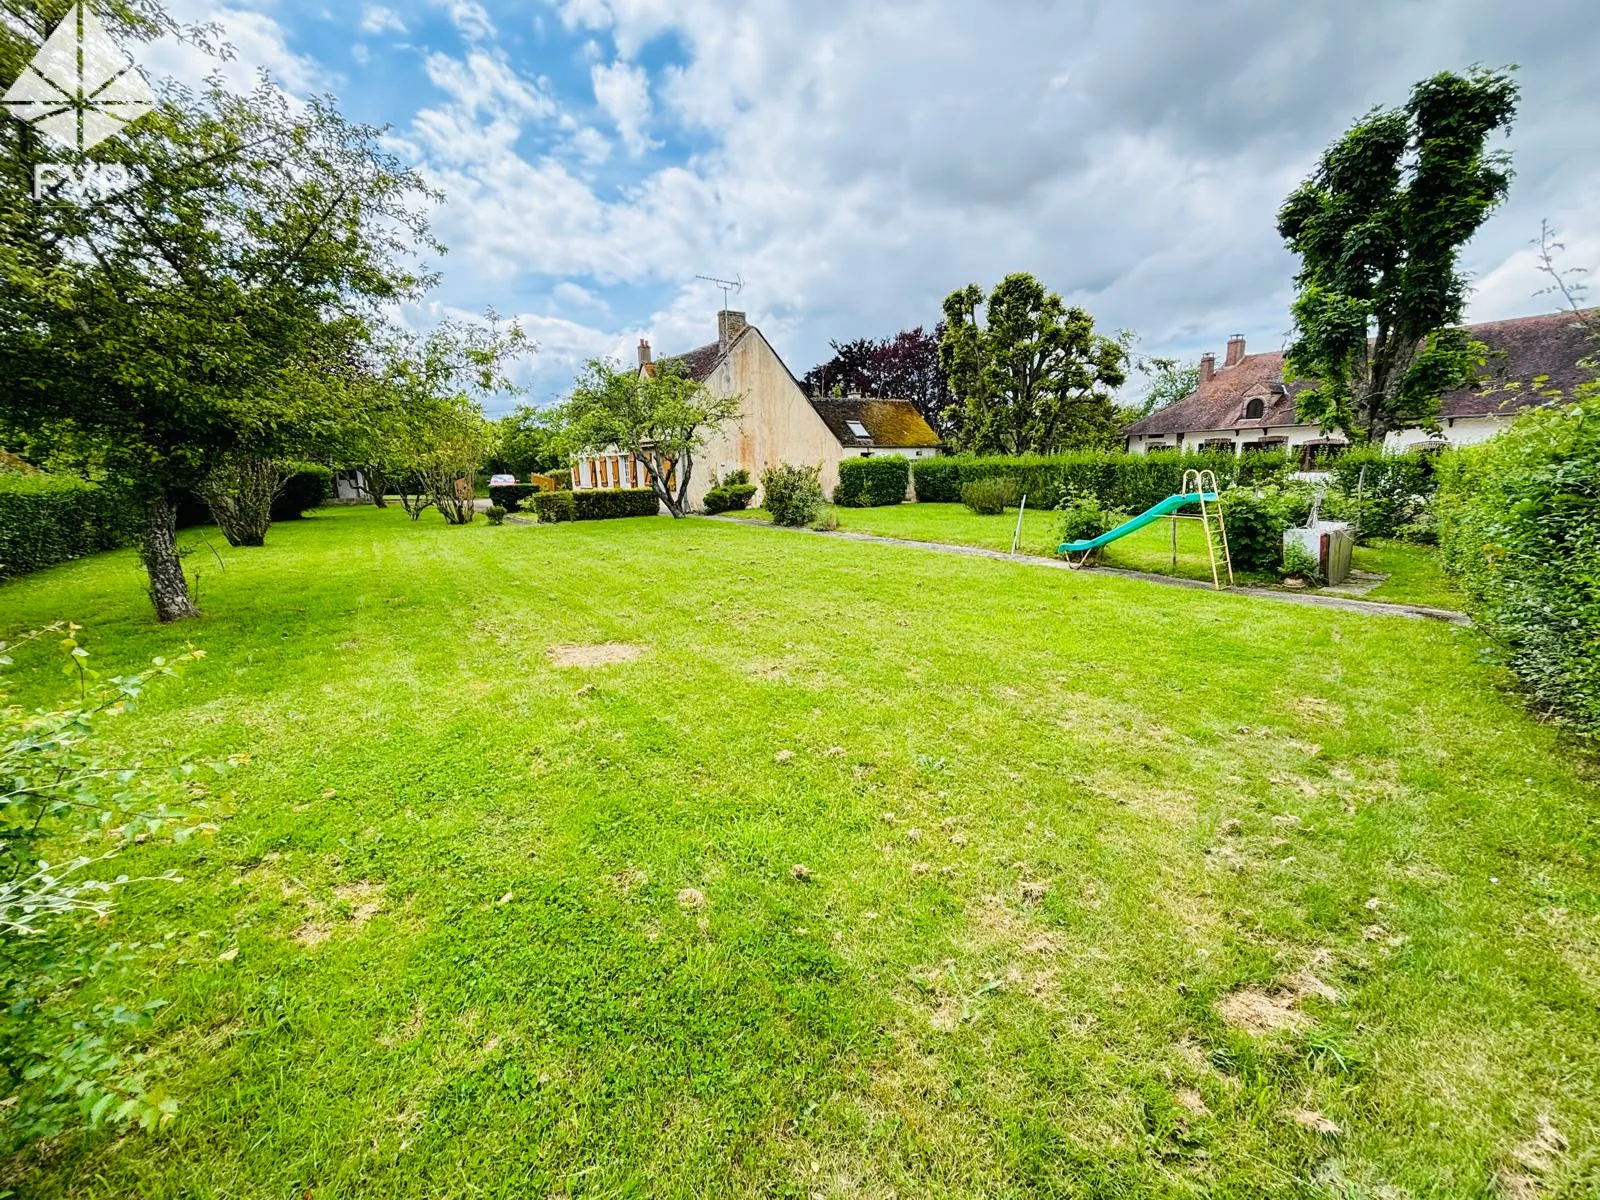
[573,488,661,520]
[1056,490,1128,552]
[0,626,225,1148]
[961,477,1020,515]
[1220,485,1314,573]
[718,467,751,487]
[549,468,574,491]
[835,456,910,507]
[485,505,507,526]
[0,474,128,580]
[1281,540,1323,584]
[1326,448,1433,541]
[703,483,758,514]
[761,463,825,527]
[1438,402,1600,737]
[531,491,577,523]
[270,464,333,521]
[911,450,1293,511]
[488,483,539,513]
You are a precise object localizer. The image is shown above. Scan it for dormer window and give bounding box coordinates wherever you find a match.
[1243,397,1265,420]
[846,420,870,439]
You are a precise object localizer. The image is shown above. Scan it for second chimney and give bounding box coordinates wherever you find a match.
[1225,334,1246,368]
[638,338,652,368]
[718,310,747,349]
[1200,352,1216,384]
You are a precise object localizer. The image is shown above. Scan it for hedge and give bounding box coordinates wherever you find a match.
[531,491,576,523]
[271,464,333,521]
[573,488,660,520]
[834,456,910,507]
[1438,402,1600,738]
[703,483,757,514]
[1326,448,1434,540]
[0,474,128,580]
[489,483,539,513]
[911,450,1294,510]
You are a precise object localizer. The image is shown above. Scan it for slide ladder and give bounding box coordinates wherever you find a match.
[1058,469,1234,590]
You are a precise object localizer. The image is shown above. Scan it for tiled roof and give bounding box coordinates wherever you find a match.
[1126,310,1597,436]
[658,331,751,382]
[809,397,943,448]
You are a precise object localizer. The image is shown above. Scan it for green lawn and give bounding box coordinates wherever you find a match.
[729,503,1464,609]
[2,506,1593,1197]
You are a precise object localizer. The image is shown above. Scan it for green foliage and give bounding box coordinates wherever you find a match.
[271,465,334,522]
[1134,356,1202,416]
[556,360,742,518]
[488,484,540,513]
[0,625,223,1149]
[531,491,577,524]
[484,505,508,526]
[1325,448,1434,541]
[939,274,1130,454]
[1056,490,1128,550]
[703,483,758,515]
[493,406,562,477]
[1220,485,1315,572]
[549,469,574,491]
[834,456,910,508]
[912,450,1293,510]
[1438,401,1600,736]
[960,477,1019,515]
[760,463,825,527]
[1278,67,1519,441]
[573,489,661,520]
[0,475,128,580]
[1281,540,1323,584]
[720,468,751,487]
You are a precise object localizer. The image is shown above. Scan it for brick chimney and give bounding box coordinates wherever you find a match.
[1199,352,1216,384]
[1225,334,1246,368]
[718,310,747,350]
[637,338,652,368]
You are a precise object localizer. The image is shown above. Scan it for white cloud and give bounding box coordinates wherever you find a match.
[590,59,657,156]
[433,0,496,42]
[142,2,328,96]
[360,5,408,35]
[568,126,613,165]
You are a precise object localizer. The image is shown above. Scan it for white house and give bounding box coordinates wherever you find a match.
[1124,311,1595,464]
[573,311,943,509]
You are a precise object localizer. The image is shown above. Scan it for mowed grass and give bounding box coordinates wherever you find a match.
[2,506,1594,1198]
[728,503,1464,609]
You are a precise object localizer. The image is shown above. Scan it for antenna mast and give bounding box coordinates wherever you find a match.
[696,273,744,310]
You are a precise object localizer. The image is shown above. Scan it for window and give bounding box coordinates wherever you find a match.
[1243,397,1265,420]
[846,420,870,439]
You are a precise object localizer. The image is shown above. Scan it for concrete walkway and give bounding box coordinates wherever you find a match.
[703,517,1472,625]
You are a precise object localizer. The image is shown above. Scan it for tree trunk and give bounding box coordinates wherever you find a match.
[363,465,390,508]
[199,454,280,547]
[141,497,199,623]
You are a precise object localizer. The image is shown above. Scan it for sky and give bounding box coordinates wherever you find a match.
[128,0,1600,414]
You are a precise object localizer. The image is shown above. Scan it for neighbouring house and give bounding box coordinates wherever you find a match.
[1125,311,1596,466]
[572,310,943,509]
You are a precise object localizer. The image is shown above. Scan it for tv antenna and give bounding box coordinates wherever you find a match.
[696,273,743,310]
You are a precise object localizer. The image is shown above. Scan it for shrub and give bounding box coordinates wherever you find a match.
[549,468,573,491]
[270,464,333,521]
[573,488,661,520]
[835,456,910,507]
[961,477,1020,515]
[911,450,1293,512]
[488,483,539,513]
[1438,402,1600,737]
[485,505,507,526]
[721,467,751,487]
[1326,448,1433,541]
[761,463,825,527]
[703,483,757,514]
[531,491,577,523]
[0,474,128,580]
[1281,540,1323,584]
[1056,489,1128,553]
[1220,484,1314,573]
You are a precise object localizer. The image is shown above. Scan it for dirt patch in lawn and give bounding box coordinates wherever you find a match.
[548,643,649,668]
[1217,988,1312,1035]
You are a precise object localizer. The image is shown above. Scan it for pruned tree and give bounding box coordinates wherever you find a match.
[1278,66,1519,443]
[557,359,741,518]
[938,273,1129,454]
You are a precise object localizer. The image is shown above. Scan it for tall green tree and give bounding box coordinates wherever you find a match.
[938,273,1128,455]
[557,359,741,518]
[0,7,438,620]
[1278,67,1519,443]
[1134,356,1202,416]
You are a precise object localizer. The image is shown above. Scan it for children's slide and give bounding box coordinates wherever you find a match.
[1057,491,1219,555]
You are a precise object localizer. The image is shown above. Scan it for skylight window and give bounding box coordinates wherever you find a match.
[846,420,870,439]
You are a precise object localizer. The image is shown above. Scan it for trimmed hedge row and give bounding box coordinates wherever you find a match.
[488,483,541,513]
[531,491,576,523]
[575,488,660,520]
[0,474,129,580]
[1438,402,1600,738]
[834,456,910,507]
[911,450,1294,510]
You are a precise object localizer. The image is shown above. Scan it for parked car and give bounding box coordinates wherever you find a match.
[489,474,519,487]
